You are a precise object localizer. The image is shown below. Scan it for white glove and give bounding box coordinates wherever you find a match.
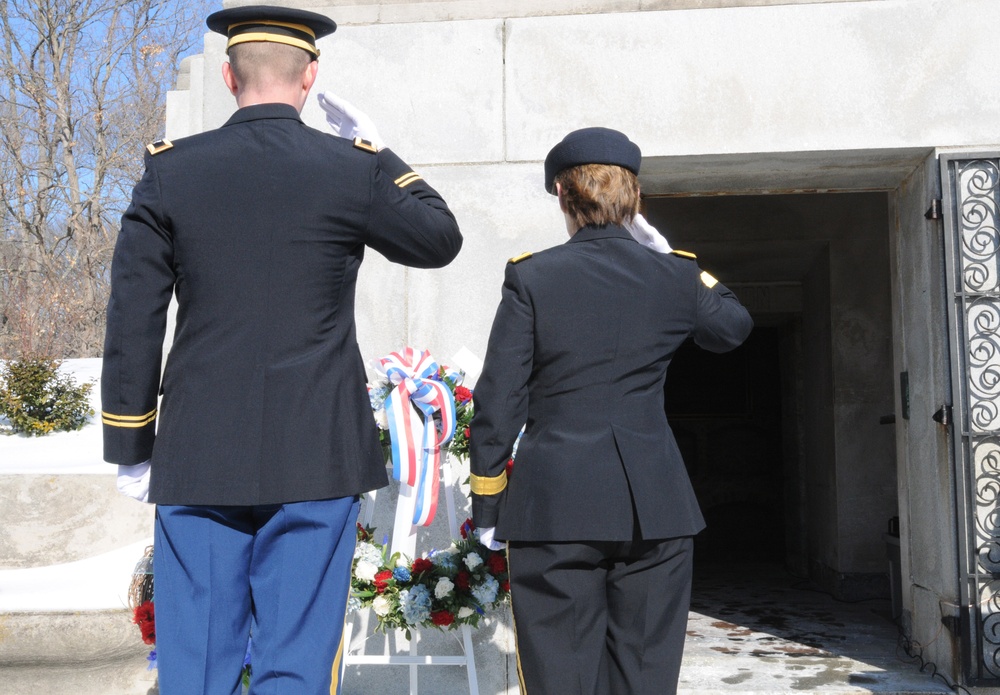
[478,527,504,551]
[117,461,151,503]
[625,213,673,253]
[316,91,385,149]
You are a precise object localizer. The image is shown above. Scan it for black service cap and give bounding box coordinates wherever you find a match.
[207,5,336,58]
[543,127,641,195]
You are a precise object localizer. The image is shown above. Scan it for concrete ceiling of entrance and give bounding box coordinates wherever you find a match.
[641,166,902,321]
[639,147,933,197]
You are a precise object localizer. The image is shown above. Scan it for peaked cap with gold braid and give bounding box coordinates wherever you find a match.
[206,5,336,59]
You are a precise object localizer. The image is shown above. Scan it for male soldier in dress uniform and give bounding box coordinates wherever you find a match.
[101,6,462,693]
[469,128,752,694]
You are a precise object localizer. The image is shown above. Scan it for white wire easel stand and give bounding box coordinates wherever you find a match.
[341,452,479,695]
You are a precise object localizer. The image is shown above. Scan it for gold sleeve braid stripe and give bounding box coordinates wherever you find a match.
[102,409,157,428]
[470,471,508,496]
[395,172,423,188]
[700,271,719,288]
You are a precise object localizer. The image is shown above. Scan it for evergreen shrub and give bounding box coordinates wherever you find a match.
[0,358,94,436]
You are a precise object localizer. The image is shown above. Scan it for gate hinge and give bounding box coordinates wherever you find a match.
[925,199,942,220]
[933,404,952,426]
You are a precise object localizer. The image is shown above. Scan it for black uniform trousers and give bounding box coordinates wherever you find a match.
[507,535,694,695]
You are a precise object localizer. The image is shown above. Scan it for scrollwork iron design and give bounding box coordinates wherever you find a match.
[958,161,1000,294]
[953,159,1000,680]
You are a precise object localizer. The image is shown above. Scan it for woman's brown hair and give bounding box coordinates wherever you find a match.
[555,164,640,231]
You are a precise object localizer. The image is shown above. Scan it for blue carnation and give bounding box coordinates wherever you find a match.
[393,566,411,582]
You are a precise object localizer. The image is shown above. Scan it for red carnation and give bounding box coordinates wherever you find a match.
[454,386,473,404]
[431,610,455,627]
[487,553,507,575]
[464,427,471,439]
[505,458,514,477]
[133,601,156,645]
[460,518,475,539]
[411,558,433,574]
[455,570,471,590]
[374,570,393,593]
[501,580,510,592]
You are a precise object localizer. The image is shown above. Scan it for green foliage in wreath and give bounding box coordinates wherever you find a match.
[0,358,94,436]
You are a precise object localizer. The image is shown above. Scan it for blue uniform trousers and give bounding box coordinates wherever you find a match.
[153,496,360,695]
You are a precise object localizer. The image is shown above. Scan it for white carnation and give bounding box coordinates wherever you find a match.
[463,553,483,571]
[372,595,392,616]
[355,560,378,582]
[435,577,455,599]
[457,607,475,619]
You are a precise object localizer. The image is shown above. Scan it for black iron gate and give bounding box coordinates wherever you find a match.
[941,152,1000,684]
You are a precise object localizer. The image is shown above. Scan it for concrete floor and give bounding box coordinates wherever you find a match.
[0,562,956,695]
[679,563,954,694]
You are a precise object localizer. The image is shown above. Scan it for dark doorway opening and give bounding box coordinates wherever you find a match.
[665,326,786,565]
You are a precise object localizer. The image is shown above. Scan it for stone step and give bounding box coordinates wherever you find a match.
[0,610,155,695]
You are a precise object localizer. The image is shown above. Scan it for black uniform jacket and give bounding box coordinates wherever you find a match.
[469,224,751,542]
[102,103,462,506]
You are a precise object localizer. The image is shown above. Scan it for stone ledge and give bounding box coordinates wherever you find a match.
[224,0,869,25]
[0,610,147,666]
[0,663,157,695]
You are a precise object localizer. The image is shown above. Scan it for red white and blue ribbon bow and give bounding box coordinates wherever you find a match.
[379,347,456,526]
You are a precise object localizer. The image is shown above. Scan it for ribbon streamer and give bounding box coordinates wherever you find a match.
[379,347,456,526]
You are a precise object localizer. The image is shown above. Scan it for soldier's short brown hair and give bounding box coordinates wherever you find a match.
[228,42,312,92]
[555,164,640,230]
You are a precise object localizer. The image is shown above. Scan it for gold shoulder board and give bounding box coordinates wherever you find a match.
[146,139,173,155]
[509,252,532,264]
[671,249,697,260]
[353,137,378,153]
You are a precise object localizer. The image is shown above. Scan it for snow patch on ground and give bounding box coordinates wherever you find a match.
[0,539,152,612]
[0,358,153,611]
[0,358,111,475]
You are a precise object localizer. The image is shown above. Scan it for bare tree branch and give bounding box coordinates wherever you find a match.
[0,0,211,358]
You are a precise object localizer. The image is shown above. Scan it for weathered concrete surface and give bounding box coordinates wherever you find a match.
[0,611,155,695]
[680,565,953,694]
[0,476,153,569]
[228,0,888,25]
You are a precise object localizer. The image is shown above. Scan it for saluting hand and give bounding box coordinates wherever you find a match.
[316,91,385,149]
[625,213,673,253]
